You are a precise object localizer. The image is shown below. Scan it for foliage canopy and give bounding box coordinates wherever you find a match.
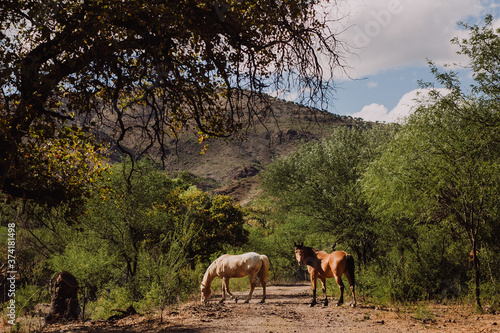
[0,0,343,204]
[5,160,248,311]
[262,125,393,264]
[361,15,500,308]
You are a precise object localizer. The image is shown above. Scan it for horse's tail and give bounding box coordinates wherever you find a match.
[346,254,355,287]
[258,255,270,283]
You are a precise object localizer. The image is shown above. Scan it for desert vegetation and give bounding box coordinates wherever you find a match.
[1,1,500,331]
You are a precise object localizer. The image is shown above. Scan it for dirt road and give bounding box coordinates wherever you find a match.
[40,284,499,333]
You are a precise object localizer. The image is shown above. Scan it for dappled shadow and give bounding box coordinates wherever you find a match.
[165,325,207,333]
[41,316,164,333]
[204,284,312,306]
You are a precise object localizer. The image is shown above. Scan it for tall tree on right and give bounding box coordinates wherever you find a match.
[361,16,500,309]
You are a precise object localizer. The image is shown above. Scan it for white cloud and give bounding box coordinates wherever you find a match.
[332,0,485,78]
[352,103,390,122]
[352,88,449,122]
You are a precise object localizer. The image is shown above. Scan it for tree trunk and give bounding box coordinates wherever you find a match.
[472,250,481,309]
[46,271,80,323]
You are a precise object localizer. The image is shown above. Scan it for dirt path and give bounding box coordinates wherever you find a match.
[39,284,499,333]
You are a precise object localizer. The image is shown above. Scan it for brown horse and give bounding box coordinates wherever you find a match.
[294,242,356,307]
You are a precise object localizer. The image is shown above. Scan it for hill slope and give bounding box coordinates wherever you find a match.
[160,98,364,203]
[105,96,364,203]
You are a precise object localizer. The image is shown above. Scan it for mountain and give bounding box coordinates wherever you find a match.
[157,97,364,203]
[104,96,365,204]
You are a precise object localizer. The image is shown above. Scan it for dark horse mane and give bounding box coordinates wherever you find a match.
[294,243,321,256]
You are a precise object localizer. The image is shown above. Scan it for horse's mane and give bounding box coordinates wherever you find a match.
[297,244,318,252]
[297,245,329,259]
[201,257,220,285]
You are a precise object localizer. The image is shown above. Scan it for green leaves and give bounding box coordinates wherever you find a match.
[263,125,392,260]
[1,0,343,203]
[83,160,247,268]
[360,16,500,307]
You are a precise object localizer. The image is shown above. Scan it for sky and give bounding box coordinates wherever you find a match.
[320,0,500,123]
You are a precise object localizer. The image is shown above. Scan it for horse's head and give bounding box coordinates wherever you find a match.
[200,282,211,304]
[294,242,305,266]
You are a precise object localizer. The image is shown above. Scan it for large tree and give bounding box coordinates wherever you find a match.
[0,0,343,204]
[82,161,248,281]
[361,16,500,308]
[262,125,392,264]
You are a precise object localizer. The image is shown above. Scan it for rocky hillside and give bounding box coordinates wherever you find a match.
[157,98,364,203]
[105,96,365,204]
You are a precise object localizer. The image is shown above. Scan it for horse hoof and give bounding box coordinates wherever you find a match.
[259,299,265,304]
[234,298,238,304]
[219,300,224,304]
[336,302,343,307]
[244,300,249,304]
[309,302,316,307]
[323,302,329,307]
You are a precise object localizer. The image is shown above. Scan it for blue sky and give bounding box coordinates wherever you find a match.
[319,0,500,122]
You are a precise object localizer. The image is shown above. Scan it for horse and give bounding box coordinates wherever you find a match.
[200,252,270,304]
[294,242,356,307]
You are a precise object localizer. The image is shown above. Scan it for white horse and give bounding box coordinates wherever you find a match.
[200,252,270,304]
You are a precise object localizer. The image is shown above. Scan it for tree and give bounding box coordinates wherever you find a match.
[262,125,392,264]
[0,0,344,204]
[82,161,247,281]
[361,16,500,308]
[362,101,500,307]
[178,188,248,264]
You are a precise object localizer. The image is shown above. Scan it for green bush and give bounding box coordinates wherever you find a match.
[49,241,119,298]
[86,286,132,320]
[10,284,49,317]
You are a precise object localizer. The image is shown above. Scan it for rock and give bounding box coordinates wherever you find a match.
[231,166,260,181]
[46,271,80,323]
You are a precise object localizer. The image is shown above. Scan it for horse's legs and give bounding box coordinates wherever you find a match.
[257,275,266,303]
[223,277,238,303]
[245,274,257,304]
[310,274,317,307]
[349,284,356,307]
[219,277,227,303]
[335,275,345,306]
[346,271,356,307]
[320,277,328,306]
